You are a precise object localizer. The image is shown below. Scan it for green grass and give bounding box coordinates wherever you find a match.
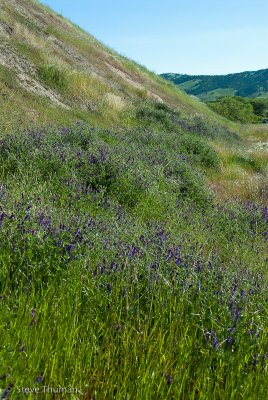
[37,64,68,90]
[0,103,267,399]
[0,64,19,91]
[0,1,267,398]
[229,154,264,173]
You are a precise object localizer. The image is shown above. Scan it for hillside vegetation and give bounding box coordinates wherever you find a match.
[161,69,268,101]
[0,0,214,133]
[207,96,268,123]
[0,1,268,399]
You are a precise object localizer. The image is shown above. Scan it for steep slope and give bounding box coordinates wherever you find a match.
[161,69,268,101]
[0,1,268,398]
[0,0,214,132]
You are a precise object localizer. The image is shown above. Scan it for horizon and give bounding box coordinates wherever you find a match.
[42,0,268,75]
[161,67,268,76]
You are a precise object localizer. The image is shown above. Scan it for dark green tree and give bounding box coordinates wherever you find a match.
[207,96,260,123]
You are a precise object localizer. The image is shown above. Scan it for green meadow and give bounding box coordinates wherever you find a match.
[0,1,267,399]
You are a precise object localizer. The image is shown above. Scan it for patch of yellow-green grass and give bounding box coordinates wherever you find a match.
[13,21,47,49]
[101,93,128,113]
[0,64,19,91]
[66,71,111,102]
[238,124,268,142]
[220,119,268,142]
[0,6,12,26]
[37,63,128,120]
[208,139,267,205]
[0,88,64,133]
[208,166,267,205]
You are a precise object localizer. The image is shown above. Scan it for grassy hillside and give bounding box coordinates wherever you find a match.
[161,69,268,101]
[0,0,215,133]
[0,1,268,399]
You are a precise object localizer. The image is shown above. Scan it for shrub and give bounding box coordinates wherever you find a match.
[136,101,175,129]
[75,149,117,192]
[180,134,220,169]
[249,98,268,120]
[110,175,144,208]
[164,161,212,205]
[207,96,260,123]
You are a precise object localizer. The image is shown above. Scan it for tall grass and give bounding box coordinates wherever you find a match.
[0,104,267,399]
[0,1,267,397]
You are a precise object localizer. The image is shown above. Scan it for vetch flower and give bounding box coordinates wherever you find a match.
[167,376,173,385]
[19,345,26,353]
[36,375,43,383]
[3,383,14,399]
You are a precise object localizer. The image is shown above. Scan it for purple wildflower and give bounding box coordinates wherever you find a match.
[167,376,173,385]
[36,375,43,383]
[176,257,182,266]
[19,345,26,353]
[0,212,6,226]
[253,354,258,367]
[3,383,14,399]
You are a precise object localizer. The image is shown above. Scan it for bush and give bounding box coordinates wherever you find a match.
[207,96,260,123]
[180,134,220,169]
[175,115,239,142]
[164,161,212,205]
[136,101,175,130]
[110,174,144,208]
[249,98,268,120]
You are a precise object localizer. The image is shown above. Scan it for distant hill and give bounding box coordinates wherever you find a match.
[161,69,268,101]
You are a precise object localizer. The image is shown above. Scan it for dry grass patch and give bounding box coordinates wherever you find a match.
[13,22,46,48]
[209,168,267,205]
[67,71,110,101]
[102,93,127,112]
[209,139,267,205]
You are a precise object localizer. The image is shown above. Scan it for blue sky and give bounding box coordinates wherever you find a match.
[42,0,268,75]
